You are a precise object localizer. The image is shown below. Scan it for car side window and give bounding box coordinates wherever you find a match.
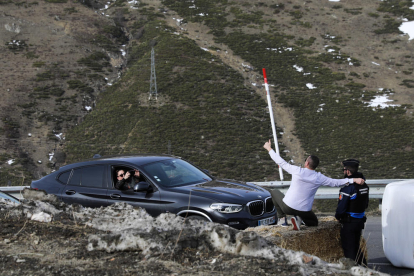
[58,170,72,184]
[68,169,81,186]
[81,166,105,188]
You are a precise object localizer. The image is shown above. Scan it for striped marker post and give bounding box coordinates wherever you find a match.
[262,68,284,181]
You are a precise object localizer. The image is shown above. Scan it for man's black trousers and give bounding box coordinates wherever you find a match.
[340,220,367,266]
[269,189,318,226]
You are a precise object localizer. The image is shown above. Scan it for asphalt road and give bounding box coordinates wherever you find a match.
[364,216,414,275]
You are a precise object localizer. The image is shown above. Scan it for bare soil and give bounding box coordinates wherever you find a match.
[0,0,121,179]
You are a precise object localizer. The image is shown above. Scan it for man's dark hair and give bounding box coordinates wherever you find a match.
[344,165,358,174]
[342,159,359,174]
[308,155,320,170]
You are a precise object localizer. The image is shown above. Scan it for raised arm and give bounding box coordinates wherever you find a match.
[264,140,301,175]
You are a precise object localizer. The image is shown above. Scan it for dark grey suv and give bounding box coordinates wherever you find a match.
[31,154,276,229]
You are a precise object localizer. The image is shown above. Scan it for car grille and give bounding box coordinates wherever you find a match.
[265,197,275,213]
[248,198,275,216]
[247,200,264,216]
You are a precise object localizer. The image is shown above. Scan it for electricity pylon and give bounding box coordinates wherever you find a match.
[149,47,158,100]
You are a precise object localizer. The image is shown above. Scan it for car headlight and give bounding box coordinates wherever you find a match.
[210,203,243,213]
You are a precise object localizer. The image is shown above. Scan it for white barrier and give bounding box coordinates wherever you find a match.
[382,180,414,269]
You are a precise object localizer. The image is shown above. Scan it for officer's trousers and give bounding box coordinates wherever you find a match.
[269,189,318,226]
[340,220,367,266]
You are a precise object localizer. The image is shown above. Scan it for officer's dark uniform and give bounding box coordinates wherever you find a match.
[335,160,369,266]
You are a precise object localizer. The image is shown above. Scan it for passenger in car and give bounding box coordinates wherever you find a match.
[115,169,141,190]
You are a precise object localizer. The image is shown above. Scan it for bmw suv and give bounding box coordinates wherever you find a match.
[30,154,276,229]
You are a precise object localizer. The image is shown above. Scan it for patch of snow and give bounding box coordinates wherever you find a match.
[31,212,52,223]
[7,159,14,165]
[399,21,414,40]
[367,95,399,109]
[49,152,54,162]
[128,0,139,9]
[306,83,316,89]
[242,63,253,70]
[293,65,303,72]
[266,46,294,53]
[317,103,325,113]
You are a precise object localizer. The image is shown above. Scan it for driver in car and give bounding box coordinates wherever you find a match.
[115,169,141,191]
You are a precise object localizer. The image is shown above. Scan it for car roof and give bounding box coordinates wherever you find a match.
[58,154,179,171]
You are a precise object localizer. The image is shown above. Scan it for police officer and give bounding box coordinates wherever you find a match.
[335,159,369,266]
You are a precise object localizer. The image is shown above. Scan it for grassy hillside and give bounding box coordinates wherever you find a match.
[1,0,413,185]
[65,0,414,180]
[159,0,414,179]
[65,17,285,181]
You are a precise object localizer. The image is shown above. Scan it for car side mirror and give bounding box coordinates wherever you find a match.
[134,182,151,192]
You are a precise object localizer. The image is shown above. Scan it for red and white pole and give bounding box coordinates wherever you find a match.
[262,68,284,181]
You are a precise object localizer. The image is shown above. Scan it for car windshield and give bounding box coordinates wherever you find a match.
[140,158,212,187]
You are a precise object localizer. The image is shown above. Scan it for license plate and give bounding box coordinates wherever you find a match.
[258,216,276,226]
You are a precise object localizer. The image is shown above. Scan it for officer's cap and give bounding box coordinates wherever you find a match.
[342,159,359,168]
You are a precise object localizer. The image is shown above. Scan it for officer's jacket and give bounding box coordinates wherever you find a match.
[335,173,369,220]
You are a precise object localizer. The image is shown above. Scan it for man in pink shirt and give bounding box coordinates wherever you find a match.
[263,140,365,230]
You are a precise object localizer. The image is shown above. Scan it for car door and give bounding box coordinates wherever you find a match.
[107,165,163,217]
[60,165,109,208]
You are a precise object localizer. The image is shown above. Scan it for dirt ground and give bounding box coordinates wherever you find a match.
[0,0,121,179]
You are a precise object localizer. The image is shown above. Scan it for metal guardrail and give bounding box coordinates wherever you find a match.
[0,179,409,200]
[251,179,407,199]
[0,186,30,199]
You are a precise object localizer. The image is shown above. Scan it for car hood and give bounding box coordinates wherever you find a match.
[170,179,271,203]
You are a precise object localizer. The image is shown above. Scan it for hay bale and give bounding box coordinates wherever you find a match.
[246,216,368,263]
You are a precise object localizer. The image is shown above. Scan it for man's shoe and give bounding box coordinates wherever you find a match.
[277,217,289,227]
[291,216,302,231]
[294,216,305,226]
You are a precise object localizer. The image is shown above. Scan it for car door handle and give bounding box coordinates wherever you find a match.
[65,190,76,195]
[110,194,121,199]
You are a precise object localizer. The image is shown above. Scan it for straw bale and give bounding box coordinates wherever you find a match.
[246,216,368,263]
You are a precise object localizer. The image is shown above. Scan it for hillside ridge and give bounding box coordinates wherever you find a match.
[1,0,413,184]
